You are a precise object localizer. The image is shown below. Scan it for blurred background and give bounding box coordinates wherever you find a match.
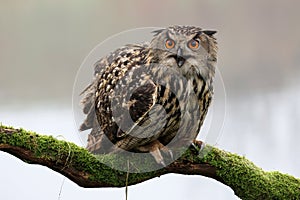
[0,1,299,199]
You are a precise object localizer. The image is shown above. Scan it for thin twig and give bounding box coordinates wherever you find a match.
[125,160,130,200]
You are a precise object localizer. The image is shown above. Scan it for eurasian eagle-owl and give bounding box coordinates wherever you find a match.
[80,25,217,166]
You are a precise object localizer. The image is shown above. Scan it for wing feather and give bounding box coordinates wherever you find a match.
[80,44,154,152]
[79,57,107,131]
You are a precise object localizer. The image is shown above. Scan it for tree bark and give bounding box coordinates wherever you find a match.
[0,124,299,200]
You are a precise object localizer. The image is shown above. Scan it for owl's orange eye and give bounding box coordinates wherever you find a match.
[165,39,175,49]
[188,39,199,49]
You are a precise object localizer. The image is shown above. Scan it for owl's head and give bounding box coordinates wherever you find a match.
[149,25,217,80]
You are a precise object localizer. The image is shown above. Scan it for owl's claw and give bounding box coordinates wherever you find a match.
[191,142,198,150]
[149,148,165,166]
[137,140,173,166]
[191,140,205,154]
[168,150,174,160]
[156,149,173,167]
[160,160,166,167]
[159,144,173,160]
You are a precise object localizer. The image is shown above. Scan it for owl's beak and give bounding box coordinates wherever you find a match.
[176,48,185,67]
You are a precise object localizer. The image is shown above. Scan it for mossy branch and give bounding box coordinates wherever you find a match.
[0,124,299,199]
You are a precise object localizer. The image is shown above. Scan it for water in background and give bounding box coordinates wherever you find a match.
[0,83,299,200]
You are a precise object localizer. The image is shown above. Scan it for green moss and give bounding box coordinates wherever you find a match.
[1,124,300,198]
[0,124,163,187]
[202,146,300,200]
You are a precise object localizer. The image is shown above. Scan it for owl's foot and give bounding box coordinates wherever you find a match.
[137,140,173,167]
[191,140,205,154]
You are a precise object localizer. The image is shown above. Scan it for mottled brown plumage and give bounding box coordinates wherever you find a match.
[80,25,217,165]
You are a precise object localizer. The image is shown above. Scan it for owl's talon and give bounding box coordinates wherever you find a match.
[191,142,198,151]
[159,145,173,160]
[191,140,205,154]
[168,150,174,160]
[137,140,172,166]
[160,160,166,167]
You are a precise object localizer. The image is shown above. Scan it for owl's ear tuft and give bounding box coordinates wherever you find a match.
[203,30,217,37]
[152,29,165,36]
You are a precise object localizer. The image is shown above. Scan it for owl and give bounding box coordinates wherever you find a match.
[80,25,217,166]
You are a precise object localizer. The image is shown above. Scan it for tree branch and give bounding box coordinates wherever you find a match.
[0,124,299,199]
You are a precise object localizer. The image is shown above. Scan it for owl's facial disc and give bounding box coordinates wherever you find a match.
[150,27,215,78]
